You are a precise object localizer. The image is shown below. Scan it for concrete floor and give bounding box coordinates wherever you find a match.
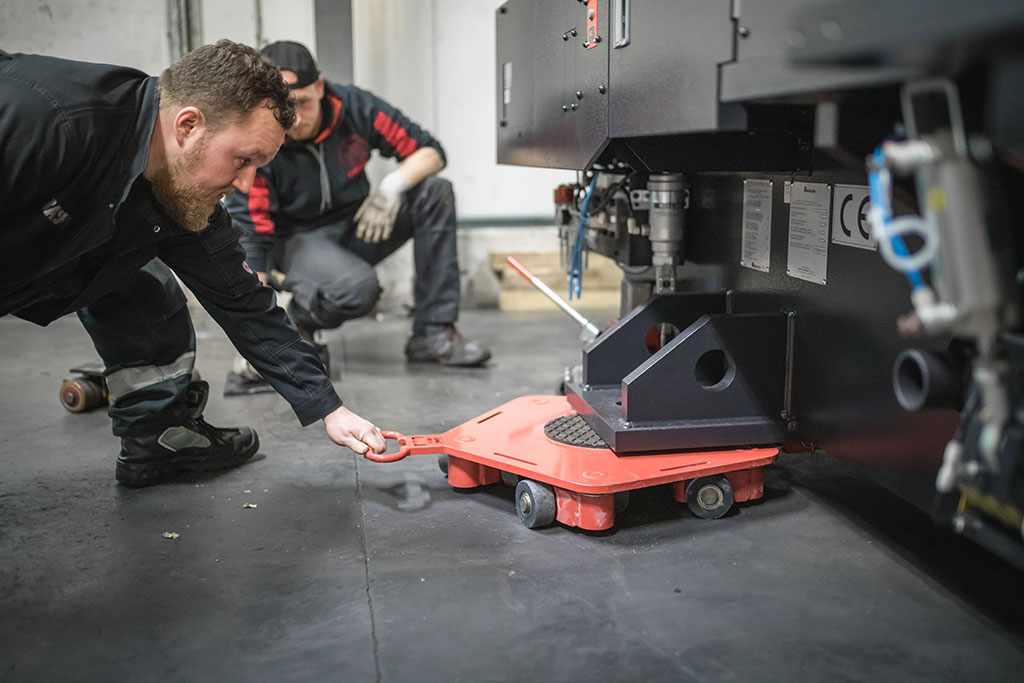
[1,306,1023,682]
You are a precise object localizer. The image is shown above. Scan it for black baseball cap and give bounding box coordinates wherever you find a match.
[261,41,320,89]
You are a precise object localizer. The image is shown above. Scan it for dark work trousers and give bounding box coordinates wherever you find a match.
[77,258,196,437]
[277,176,460,336]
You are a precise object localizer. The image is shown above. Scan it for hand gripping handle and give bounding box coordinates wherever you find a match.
[363,430,411,463]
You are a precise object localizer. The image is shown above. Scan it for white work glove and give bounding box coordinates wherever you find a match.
[354,172,408,244]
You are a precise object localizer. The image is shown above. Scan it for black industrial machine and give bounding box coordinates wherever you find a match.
[496,0,1024,566]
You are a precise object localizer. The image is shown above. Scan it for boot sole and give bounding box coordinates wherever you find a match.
[116,432,260,488]
[406,350,492,367]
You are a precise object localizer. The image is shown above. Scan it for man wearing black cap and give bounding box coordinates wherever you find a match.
[223,40,491,371]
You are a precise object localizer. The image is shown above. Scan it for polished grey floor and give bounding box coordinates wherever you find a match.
[1,306,1022,682]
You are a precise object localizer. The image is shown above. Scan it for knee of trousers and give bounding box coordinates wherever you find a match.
[406,177,457,241]
[317,271,383,326]
[421,176,455,206]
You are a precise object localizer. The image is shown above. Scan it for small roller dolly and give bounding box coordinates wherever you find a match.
[369,395,778,531]
[59,364,203,414]
[59,362,108,413]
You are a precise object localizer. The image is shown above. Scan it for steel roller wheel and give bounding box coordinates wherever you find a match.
[59,377,105,413]
[515,479,556,529]
[684,475,734,519]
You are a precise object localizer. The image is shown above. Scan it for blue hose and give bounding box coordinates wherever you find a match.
[569,173,599,300]
[869,146,926,290]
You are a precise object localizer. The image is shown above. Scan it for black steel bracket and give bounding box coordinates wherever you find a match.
[567,294,790,452]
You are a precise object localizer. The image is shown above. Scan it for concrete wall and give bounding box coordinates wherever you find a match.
[313,0,353,83]
[202,0,316,52]
[0,0,315,73]
[0,0,169,73]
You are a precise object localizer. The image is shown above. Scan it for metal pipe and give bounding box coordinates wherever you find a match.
[892,348,961,411]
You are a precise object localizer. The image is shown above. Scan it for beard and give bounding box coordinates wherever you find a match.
[149,135,226,233]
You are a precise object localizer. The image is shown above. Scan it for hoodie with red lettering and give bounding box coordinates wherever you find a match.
[224,82,446,273]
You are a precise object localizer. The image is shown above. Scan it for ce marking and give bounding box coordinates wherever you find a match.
[839,192,871,240]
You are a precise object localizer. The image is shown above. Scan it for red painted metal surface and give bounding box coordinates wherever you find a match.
[584,0,599,48]
[370,395,778,530]
[554,487,615,530]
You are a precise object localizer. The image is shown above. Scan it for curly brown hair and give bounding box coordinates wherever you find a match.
[158,39,296,132]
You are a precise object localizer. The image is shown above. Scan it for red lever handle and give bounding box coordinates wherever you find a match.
[506,255,534,282]
[364,430,411,463]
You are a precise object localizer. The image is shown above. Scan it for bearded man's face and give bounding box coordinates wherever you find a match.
[151,105,285,232]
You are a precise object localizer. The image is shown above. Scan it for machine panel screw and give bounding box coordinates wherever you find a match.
[575,90,582,100]
[598,85,606,94]
[562,105,568,112]
[570,103,577,111]
[786,29,806,48]
[738,26,750,37]
[820,20,842,41]
[571,28,577,37]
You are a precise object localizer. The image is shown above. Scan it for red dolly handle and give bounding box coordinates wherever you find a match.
[364,430,446,463]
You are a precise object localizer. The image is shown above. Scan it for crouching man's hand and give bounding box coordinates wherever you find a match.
[354,171,407,244]
[324,405,386,455]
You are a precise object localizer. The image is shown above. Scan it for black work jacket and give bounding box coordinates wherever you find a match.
[0,50,342,426]
[223,82,445,272]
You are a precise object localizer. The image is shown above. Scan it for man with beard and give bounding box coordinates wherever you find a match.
[224,41,490,380]
[0,40,386,486]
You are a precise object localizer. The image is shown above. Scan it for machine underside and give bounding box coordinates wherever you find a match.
[496,0,1024,567]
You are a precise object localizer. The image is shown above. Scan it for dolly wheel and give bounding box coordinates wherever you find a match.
[60,377,105,413]
[437,454,449,477]
[685,475,734,520]
[515,479,556,529]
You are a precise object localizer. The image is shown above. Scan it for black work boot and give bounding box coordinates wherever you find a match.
[405,325,491,367]
[116,381,259,487]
